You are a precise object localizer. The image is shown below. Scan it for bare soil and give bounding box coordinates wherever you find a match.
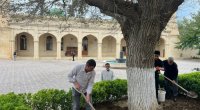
[92,95,200,110]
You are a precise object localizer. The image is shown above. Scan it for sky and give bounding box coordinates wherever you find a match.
[177,0,200,21]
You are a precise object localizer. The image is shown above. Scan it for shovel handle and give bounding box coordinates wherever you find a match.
[163,76,189,93]
[72,87,96,110]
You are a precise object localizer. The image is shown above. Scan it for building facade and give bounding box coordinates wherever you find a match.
[0,14,199,60]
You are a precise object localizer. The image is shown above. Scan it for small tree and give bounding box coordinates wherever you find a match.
[177,12,200,55]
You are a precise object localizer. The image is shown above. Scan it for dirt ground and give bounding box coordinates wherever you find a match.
[92,95,200,110]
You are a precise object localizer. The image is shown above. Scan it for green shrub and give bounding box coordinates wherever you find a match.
[31,89,70,110]
[92,79,127,103]
[0,93,31,110]
[159,72,200,97]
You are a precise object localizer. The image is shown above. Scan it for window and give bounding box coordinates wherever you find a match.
[61,37,64,51]
[46,36,53,50]
[20,35,27,50]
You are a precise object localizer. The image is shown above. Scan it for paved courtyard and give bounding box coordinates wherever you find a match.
[0,59,199,94]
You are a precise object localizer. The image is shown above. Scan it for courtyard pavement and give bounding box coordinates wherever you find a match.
[0,59,199,94]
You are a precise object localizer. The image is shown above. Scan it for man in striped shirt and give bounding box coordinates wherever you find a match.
[68,59,96,110]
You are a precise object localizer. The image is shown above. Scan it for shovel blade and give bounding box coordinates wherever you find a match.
[187,91,198,98]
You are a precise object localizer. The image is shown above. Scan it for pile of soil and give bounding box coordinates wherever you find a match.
[92,95,200,110]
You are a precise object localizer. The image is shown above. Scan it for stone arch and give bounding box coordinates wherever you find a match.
[39,33,57,57]
[61,34,78,57]
[15,32,34,57]
[102,36,116,57]
[82,35,98,57]
[155,38,165,57]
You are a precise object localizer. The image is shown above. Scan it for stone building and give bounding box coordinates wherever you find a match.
[0,14,199,60]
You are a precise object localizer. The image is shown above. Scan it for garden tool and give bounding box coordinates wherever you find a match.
[73,87,96,110]
[163,75,198,98]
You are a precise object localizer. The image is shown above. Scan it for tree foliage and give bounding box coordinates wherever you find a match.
[177,12,200,54]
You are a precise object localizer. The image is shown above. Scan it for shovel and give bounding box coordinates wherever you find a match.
[163,76,198,98]
[73,87,96,110]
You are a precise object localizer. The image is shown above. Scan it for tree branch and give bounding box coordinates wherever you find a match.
[160,0,184,31]
[85,0,139,19]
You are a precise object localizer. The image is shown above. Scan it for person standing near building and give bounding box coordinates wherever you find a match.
[13,51,17,61]
[71,51,75,61]
[163,57,178,102]
[101,63,114,81]
[68,59,96,110]
[154,51,163,100]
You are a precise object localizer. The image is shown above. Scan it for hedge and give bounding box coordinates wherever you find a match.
[0,79,127,110]
[159,72,200,96]
[0,72,199,110]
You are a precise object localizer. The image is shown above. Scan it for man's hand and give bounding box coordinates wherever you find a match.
[86,94,90,103]
[155,66,160,71]
[172,80,176,83]
[74,82,81,90]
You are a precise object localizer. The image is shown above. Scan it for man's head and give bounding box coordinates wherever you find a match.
[154,50,160,60]
[105,63,110,70]
[85,59,96,72]
[167,57,174,65]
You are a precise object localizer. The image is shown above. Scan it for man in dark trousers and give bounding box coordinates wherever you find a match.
[163,57,178,102]
[154,51,163,101]
[68,59,96,110]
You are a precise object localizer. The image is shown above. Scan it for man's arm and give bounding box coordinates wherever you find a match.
[86,71,96,94]
[68,65,82,90]
[68,66,78,83]
[85,71,96,102]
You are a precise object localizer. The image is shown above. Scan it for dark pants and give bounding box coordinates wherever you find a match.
[164,79,178,98]
[72,88,91,110]
[155,75,159,99]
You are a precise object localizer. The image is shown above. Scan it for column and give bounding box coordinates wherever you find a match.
[78,42,82,59]
[98,43,102,60]
[34,41,39,59]
[10,40,15,59]
[116,42,121,59]
[56,41,61,59]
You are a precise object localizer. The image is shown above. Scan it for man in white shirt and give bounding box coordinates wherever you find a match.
[101,63,114,81]
[68,59,96,110]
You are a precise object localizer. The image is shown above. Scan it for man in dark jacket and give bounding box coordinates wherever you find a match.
[154,51,163,100]
[163,57,178,101]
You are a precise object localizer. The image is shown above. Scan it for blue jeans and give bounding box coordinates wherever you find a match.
[72,88,92,110]
[164,78,178,98]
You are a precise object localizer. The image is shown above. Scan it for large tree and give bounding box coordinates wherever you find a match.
[3,0,184,110]
[177,12,200,55]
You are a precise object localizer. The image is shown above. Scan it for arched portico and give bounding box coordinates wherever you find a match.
[15,32,34,57]
[82,35,98,57]
[61,34,78,57]
[102,36,116,57]
[155,38,165,57]
[39,33,57,57]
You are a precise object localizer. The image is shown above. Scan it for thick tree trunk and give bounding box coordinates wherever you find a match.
[127,68,157,110]
[123,19,161,110]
